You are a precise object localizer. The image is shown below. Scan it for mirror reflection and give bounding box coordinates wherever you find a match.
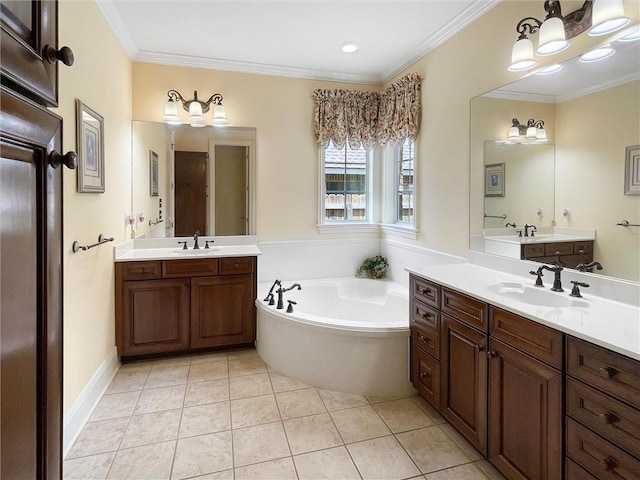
[470,39,640,282]
[132,122,255,239]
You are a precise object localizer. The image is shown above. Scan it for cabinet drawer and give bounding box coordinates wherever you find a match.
[567,377,640,459]
[120,261,162,280]
[412,323,439,359]
[410,275,440,308]
[560,254,593,269]
[411,299,439,331]
[219,256,255,275]
[411,345,439,409]
[566,418,640,480]
[522,244,546,258]
[441,288,488,332]
[490,307,563,369]
[567,336,640,410]
[545,242,574,256]
[574,241,593,255]
[566,458,597,480]
[162,259,218,278]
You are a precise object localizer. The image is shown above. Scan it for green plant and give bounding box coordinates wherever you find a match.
[356,255,389,279]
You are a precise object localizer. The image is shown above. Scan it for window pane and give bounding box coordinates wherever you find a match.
[396,139,414,223]
[324,143,367,221]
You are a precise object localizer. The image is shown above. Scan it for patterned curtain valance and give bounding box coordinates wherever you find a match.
[313,73,422,148]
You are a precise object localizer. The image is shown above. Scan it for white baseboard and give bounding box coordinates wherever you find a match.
[63,347,120,458]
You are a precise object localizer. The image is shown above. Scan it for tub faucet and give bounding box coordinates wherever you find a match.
[576,261,603,273]
[276,283,302,309]
[505,222,517,228]
[193,230,200,249]
[263,279,281,303]
[537,264,564,292]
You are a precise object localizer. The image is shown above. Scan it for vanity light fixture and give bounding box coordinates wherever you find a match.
[579,43,615,62]
[163,90,228,127]
[535,63,563,75]
[507,118,548,143]
[508,0,630,71]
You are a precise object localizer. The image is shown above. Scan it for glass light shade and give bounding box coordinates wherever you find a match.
[536,16,570,56]
[526,126,538,140]
[589,0,630,36]
[508,37,537,71]
[536,127,548,142]
[163,99,179,122]
[579,44,615,62]
[212,104,228,125]
[188,101,204,121]
[618,26,640,42]
[536,64,563,75]
[508,126,521,141]
[190,122,206,128]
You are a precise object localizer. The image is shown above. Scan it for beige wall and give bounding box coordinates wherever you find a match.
[55,0,132,413]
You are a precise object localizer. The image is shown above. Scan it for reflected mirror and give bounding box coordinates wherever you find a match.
[470,38,640,282]
[132,122,256,239]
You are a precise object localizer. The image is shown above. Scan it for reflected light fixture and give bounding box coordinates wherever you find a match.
[508,0,631,71]
[163,90,228,127]
[579,43,615,62]
[507,118,548,143]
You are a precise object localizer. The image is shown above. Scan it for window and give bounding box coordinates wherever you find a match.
[322,143,370,222]
[395,139,414,224]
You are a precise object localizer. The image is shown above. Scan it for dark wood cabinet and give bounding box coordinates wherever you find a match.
[116,256,257,360]
[521,240,593,269]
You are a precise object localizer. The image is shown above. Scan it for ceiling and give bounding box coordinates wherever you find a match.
[96,0,499,85]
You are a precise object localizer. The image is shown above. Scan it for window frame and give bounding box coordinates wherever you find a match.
[381,138,418,239]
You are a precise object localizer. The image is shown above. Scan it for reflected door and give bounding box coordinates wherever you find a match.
[174,151,207,236]
[214,145,247,236]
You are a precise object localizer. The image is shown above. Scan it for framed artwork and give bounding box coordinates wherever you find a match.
[76,99,105,193]
[624,145,640,195]
[485,163,505,197]
[149,150,159,196]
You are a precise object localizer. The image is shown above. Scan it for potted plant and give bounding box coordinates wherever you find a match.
[356,255,389,279]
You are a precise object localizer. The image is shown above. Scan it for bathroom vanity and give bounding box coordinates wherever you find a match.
[114,238,260,360]
[408,265,639,480]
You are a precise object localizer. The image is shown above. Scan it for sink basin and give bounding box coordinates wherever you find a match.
[173,248,219,256]
[487,282,588,308]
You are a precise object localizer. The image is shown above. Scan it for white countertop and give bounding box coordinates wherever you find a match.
[485,233,595,245]
[406,263,640,361]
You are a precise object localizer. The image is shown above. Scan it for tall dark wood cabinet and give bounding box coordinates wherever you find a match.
[1,1,74,478]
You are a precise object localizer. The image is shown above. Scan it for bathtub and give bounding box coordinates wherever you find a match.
[255,277,415,397]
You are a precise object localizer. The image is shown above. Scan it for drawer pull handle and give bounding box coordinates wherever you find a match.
[420,371,428,378]
[421,312,430,320]
[599,367,616,379]
[138,267,145,274]
[600,457,617,471]
[421,288,431,295]
[417,334,429,344]
[598,412,616,425]
[555,251,561,255]
[579,249,585,254]
[234,263,240,268]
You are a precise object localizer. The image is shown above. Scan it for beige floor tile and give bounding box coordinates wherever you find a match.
[319,389,369,411]
[230,372,273,399]
[188,360,229,383]
[231,394,281,428]
[149,356,192,367]
[330,405,390,444]
[234,457,298,480]
[107,440,175,480]
[134,385,186,415]
[439,423,483,461]
[396,426,470,474]
[144,365,190,389]
[66,417,129,459]
[191,352,228,365]
[474,460,506,480]
[120,409,181,449]
[187,471,234,480]
[229,357,268,377]
[89,391,140,422]
[283,413,343,455]
[372,397,434,433]
[347,435,421,480]
[184,378,229,407]
[171,432,233,479]
[232,422,291,468]
[426,463,488,479]
[276,388,327,419]
[294,446,361,480]
[118,361,154,373]
[179,402,231,438]
[63,452,115,480]
[413,396,446,424]
[105,370,149,394]
[228,348,261,360]
[365,393,414,404]
[269,371,310,392]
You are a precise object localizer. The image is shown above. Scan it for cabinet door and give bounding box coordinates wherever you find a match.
[191,274,255,349]
[488,339,562,480]
[122,279,190,356]
[411,345,440,408]
[440,314,488,455]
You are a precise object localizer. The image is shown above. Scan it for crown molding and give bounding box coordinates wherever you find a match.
[95,0,138,58]
[483,90,557,104]
[556,71,640,103]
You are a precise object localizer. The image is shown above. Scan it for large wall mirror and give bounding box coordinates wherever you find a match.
[132,122,256,239]
[470,39,640,282]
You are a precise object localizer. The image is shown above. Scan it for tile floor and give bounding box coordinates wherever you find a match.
[64,349,506,480]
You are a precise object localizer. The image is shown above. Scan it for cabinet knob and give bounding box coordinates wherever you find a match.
[49,150,78,169]
[579,249,585,254]
[234,263,240,268]
[475,344,484,353]
[421,312,430,320]
[555,251,561,255]
[420,371,428,378]
[43,45,75,66]
[417,334,429,344]
[421,288,431,295]
[487,351,497,359]
[600,457,616,471]
[598,367,616,379]
[598,412,616,425]
[138,267,145,274]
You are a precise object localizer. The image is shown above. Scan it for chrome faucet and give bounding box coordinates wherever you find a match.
[193,230,200,249]
[276,283,302,309]
[576,261,603,273]
[524,224,537,237]
[537,264,564,292]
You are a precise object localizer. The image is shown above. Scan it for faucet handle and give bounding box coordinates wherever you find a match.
[529,270,544,287]
[177,241,188,250]
[286,300,297,313]
[570,281,589,298]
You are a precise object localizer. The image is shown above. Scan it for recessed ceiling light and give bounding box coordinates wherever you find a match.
[536,64,563,75]
[579,44,615,62]
[341,42,358,54]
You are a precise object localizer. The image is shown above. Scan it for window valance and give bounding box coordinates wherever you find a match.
[313,73,422,148]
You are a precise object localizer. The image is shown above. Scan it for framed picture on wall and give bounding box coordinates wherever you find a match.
[149,150,159,196]
[624,145,640,195]
[76,99,105,193]
[485,163,505,197]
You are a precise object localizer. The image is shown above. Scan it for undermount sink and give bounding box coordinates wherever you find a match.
[487,282,588,308]
[173,248,220,256]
